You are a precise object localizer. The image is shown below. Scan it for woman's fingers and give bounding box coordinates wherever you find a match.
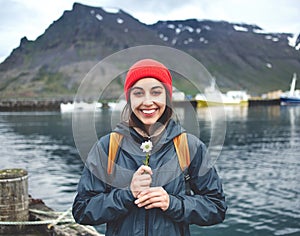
[136,165,153,175]
[135,187,170,211]
[130,165,152,198]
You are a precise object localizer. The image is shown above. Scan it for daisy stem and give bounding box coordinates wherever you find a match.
[143,153,150,166]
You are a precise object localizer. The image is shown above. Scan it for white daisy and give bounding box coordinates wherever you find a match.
[140,140,153,153]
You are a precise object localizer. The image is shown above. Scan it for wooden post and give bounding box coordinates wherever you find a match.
[0,168,29,233]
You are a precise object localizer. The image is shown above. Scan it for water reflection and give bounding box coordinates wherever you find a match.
[213,105,300,236]
[0,112,81,211]
[0,106,299,236]
[197,106,249,122]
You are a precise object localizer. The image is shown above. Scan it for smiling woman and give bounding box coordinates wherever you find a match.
[72,59,227,236]
[129,78,167,129]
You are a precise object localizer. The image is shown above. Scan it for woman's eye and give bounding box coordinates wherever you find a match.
[133,91,144,96]
[152,90,162,96]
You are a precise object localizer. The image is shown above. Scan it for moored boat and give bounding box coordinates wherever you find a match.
[195,79,250,107]
[60,101,102,112]
[280,73,300,105]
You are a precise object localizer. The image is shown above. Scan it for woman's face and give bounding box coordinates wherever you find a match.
[130,78,167,126]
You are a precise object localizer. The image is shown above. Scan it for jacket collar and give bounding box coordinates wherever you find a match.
[114,119,185,145]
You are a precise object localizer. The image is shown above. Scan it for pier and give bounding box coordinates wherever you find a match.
[0,99,198,112]
[0,168,103,236]
[248,98,281,106]
[0,100,63,111]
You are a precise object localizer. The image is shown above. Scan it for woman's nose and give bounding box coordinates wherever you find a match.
[142,93,154,105]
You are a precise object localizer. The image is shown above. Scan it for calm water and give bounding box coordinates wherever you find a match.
[0,106,299,236]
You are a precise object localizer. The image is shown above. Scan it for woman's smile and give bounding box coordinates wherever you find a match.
[141,108,158,115]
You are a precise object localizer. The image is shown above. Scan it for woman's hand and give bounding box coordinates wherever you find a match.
[130,165,153,198]
[135,187,170,211]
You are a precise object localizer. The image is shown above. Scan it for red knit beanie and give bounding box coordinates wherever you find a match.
[124,59,172,100]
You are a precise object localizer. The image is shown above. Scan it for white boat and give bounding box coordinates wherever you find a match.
[60,102,102,113]
[172,87,186,101]
[280,73,300,105]
[195,79,250,107]
[108,99,127,111]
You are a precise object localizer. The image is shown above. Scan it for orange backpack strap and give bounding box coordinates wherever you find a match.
[107,132,190,174]
[107,132,123,174]
[173,132,190,171]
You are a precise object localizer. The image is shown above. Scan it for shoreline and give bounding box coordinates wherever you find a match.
[0,100,65,112]
[0,99,199,112]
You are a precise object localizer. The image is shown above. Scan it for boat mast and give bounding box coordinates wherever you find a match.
[289,73,297,96]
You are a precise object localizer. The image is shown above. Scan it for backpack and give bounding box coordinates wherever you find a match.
[107,132,192,194]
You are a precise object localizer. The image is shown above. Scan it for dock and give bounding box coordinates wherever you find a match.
[0,168,103,236]
[28,196,103,236]
[0,100,63,111]
[0,196,104,236]
[248,98,281,106]
[173,100,197,109]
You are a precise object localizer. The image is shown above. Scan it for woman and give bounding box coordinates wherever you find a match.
[72,59,227,236]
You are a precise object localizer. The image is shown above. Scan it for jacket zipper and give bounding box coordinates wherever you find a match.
[145,211,149,236]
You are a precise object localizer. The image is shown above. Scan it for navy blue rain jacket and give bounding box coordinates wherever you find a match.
[72,119,227,235]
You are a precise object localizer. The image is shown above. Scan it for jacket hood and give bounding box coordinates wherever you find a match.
[113,119,185,145]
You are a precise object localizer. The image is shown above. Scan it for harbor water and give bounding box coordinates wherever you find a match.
[0,105,299,235]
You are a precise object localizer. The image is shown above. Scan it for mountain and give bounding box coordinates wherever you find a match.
[0,2,299,100]
[151,20,300,94]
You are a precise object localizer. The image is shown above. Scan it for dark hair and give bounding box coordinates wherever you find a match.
[121,87,173,134]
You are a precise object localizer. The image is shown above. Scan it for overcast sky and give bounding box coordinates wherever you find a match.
[0,0,299,63]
